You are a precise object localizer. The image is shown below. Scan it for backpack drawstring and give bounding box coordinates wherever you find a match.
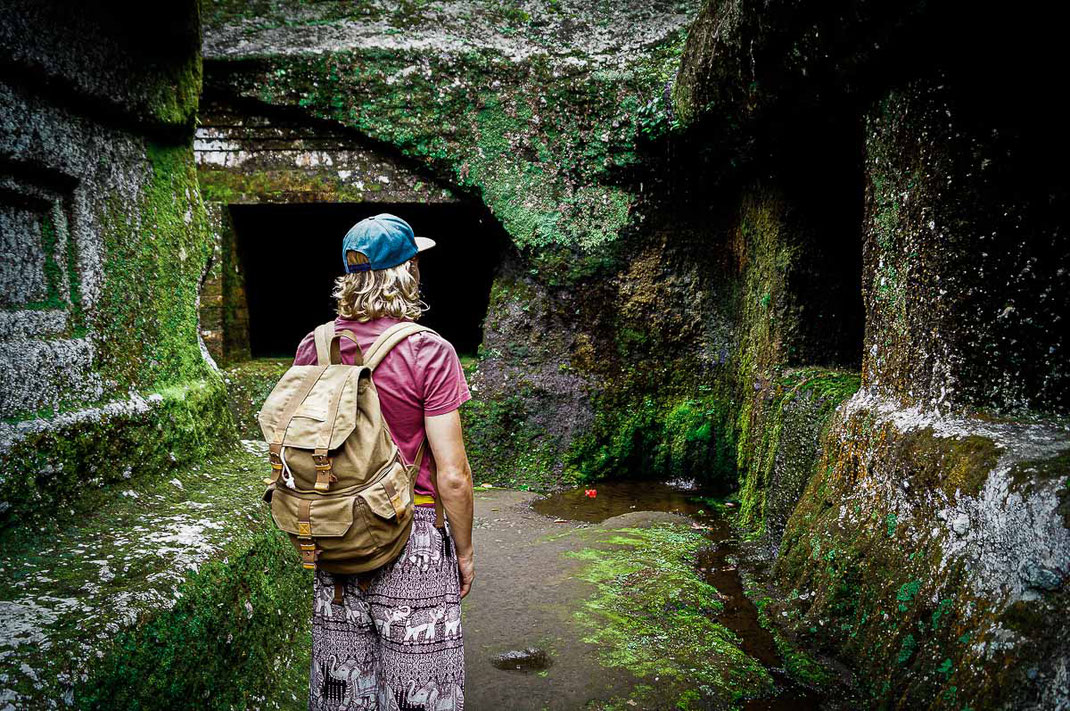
[280,445,296,489]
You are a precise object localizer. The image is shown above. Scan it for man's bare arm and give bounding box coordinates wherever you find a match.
[424,409,475,598]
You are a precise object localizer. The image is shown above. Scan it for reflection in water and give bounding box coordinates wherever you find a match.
[534,481,823,710]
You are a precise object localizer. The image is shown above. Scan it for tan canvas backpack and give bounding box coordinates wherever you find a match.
[258,320,444,574]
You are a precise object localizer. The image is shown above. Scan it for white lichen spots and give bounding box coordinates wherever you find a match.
[241,439,269,457]
[0,337,104,420]
[0,447,268,702]
[0,388,153,460]
[203,1,700,71]
[841,387,1070,602]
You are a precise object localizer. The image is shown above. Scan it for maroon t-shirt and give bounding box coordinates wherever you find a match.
[293,316,471,505]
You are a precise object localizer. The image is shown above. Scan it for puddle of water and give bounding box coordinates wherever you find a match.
[534,481,823,710]
[491,647,553,672]
[532,480,712,522]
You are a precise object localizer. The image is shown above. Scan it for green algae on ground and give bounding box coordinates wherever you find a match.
[565,523,773,708]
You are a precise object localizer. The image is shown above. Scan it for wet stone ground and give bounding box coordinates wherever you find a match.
[455,480,840,710]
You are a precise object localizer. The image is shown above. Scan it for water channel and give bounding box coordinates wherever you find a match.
[532,480,824,710]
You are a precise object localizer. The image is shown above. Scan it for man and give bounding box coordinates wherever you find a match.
[292,213,475,711]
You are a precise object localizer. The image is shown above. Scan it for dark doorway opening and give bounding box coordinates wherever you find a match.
[230,202,508,358]
[772,106,867,370]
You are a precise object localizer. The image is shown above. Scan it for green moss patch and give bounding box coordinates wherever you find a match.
[564,523,773,708]
[771,403,1060,709]
[565,393,737,488]
[462,389,573,491]
[0,444,307,709]
[736,368,861,539]
[894,429,1000,502]
[0,377,235,528]
[96,141,218,393]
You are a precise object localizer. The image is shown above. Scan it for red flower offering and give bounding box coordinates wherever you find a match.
[585,488,597,498]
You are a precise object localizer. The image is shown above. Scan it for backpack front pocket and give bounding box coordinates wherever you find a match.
[270,490,356,538]
[356,461,414,548]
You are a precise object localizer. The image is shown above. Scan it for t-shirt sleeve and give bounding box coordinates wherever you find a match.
[417,333,472,416]
[293,331,318,366]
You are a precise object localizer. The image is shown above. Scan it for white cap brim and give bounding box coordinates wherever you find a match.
[415,236,436,252]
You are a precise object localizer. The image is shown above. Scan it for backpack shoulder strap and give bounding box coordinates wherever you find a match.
[364,322,437,370]
[313,321,335,365]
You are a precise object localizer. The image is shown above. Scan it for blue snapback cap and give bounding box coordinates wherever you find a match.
[341,213,436,273]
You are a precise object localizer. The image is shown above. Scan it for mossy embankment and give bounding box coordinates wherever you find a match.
[0,444,308,710]
[222,358,291,439]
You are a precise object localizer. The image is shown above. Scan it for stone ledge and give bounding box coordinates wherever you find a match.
[0,442,308,710]
[0,377,236,529]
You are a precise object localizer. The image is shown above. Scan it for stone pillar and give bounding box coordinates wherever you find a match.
[861,79,1069,415]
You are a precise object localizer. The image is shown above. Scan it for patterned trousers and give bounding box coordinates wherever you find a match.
[309,507,465,711]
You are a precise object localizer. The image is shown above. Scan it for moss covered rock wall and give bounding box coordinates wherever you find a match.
[0,3,314,708]
[201,0,698,258]
[861,81,1068,416]
[670,1,1069,707]
[0,0,240,526]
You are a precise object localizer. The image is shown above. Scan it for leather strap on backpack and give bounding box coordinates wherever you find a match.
[264,364,329,485]
[301,321,368,492]
[297,499,319,570]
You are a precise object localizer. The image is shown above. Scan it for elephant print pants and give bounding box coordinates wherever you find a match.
[309,507,464,711]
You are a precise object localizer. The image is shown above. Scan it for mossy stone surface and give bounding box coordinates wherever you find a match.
[0,443,307,710]
[0,377,235,529]
[773,392,1070,709]
[201,0,699,258]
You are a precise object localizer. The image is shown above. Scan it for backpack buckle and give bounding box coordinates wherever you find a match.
[264,448,284,486]
[299,541,319,569]
[313,452,334,492]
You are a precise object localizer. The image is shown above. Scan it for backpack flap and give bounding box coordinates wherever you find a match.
[270,491,356,538]
[258,365,365,449]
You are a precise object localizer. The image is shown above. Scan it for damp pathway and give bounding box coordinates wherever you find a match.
[462,482,823,710]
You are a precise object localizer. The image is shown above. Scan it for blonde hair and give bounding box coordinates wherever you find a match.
[332,259,427,321]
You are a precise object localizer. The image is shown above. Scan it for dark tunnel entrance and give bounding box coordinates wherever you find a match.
[230,202,509,359]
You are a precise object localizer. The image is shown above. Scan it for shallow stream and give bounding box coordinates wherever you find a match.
[533,480,823,710]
